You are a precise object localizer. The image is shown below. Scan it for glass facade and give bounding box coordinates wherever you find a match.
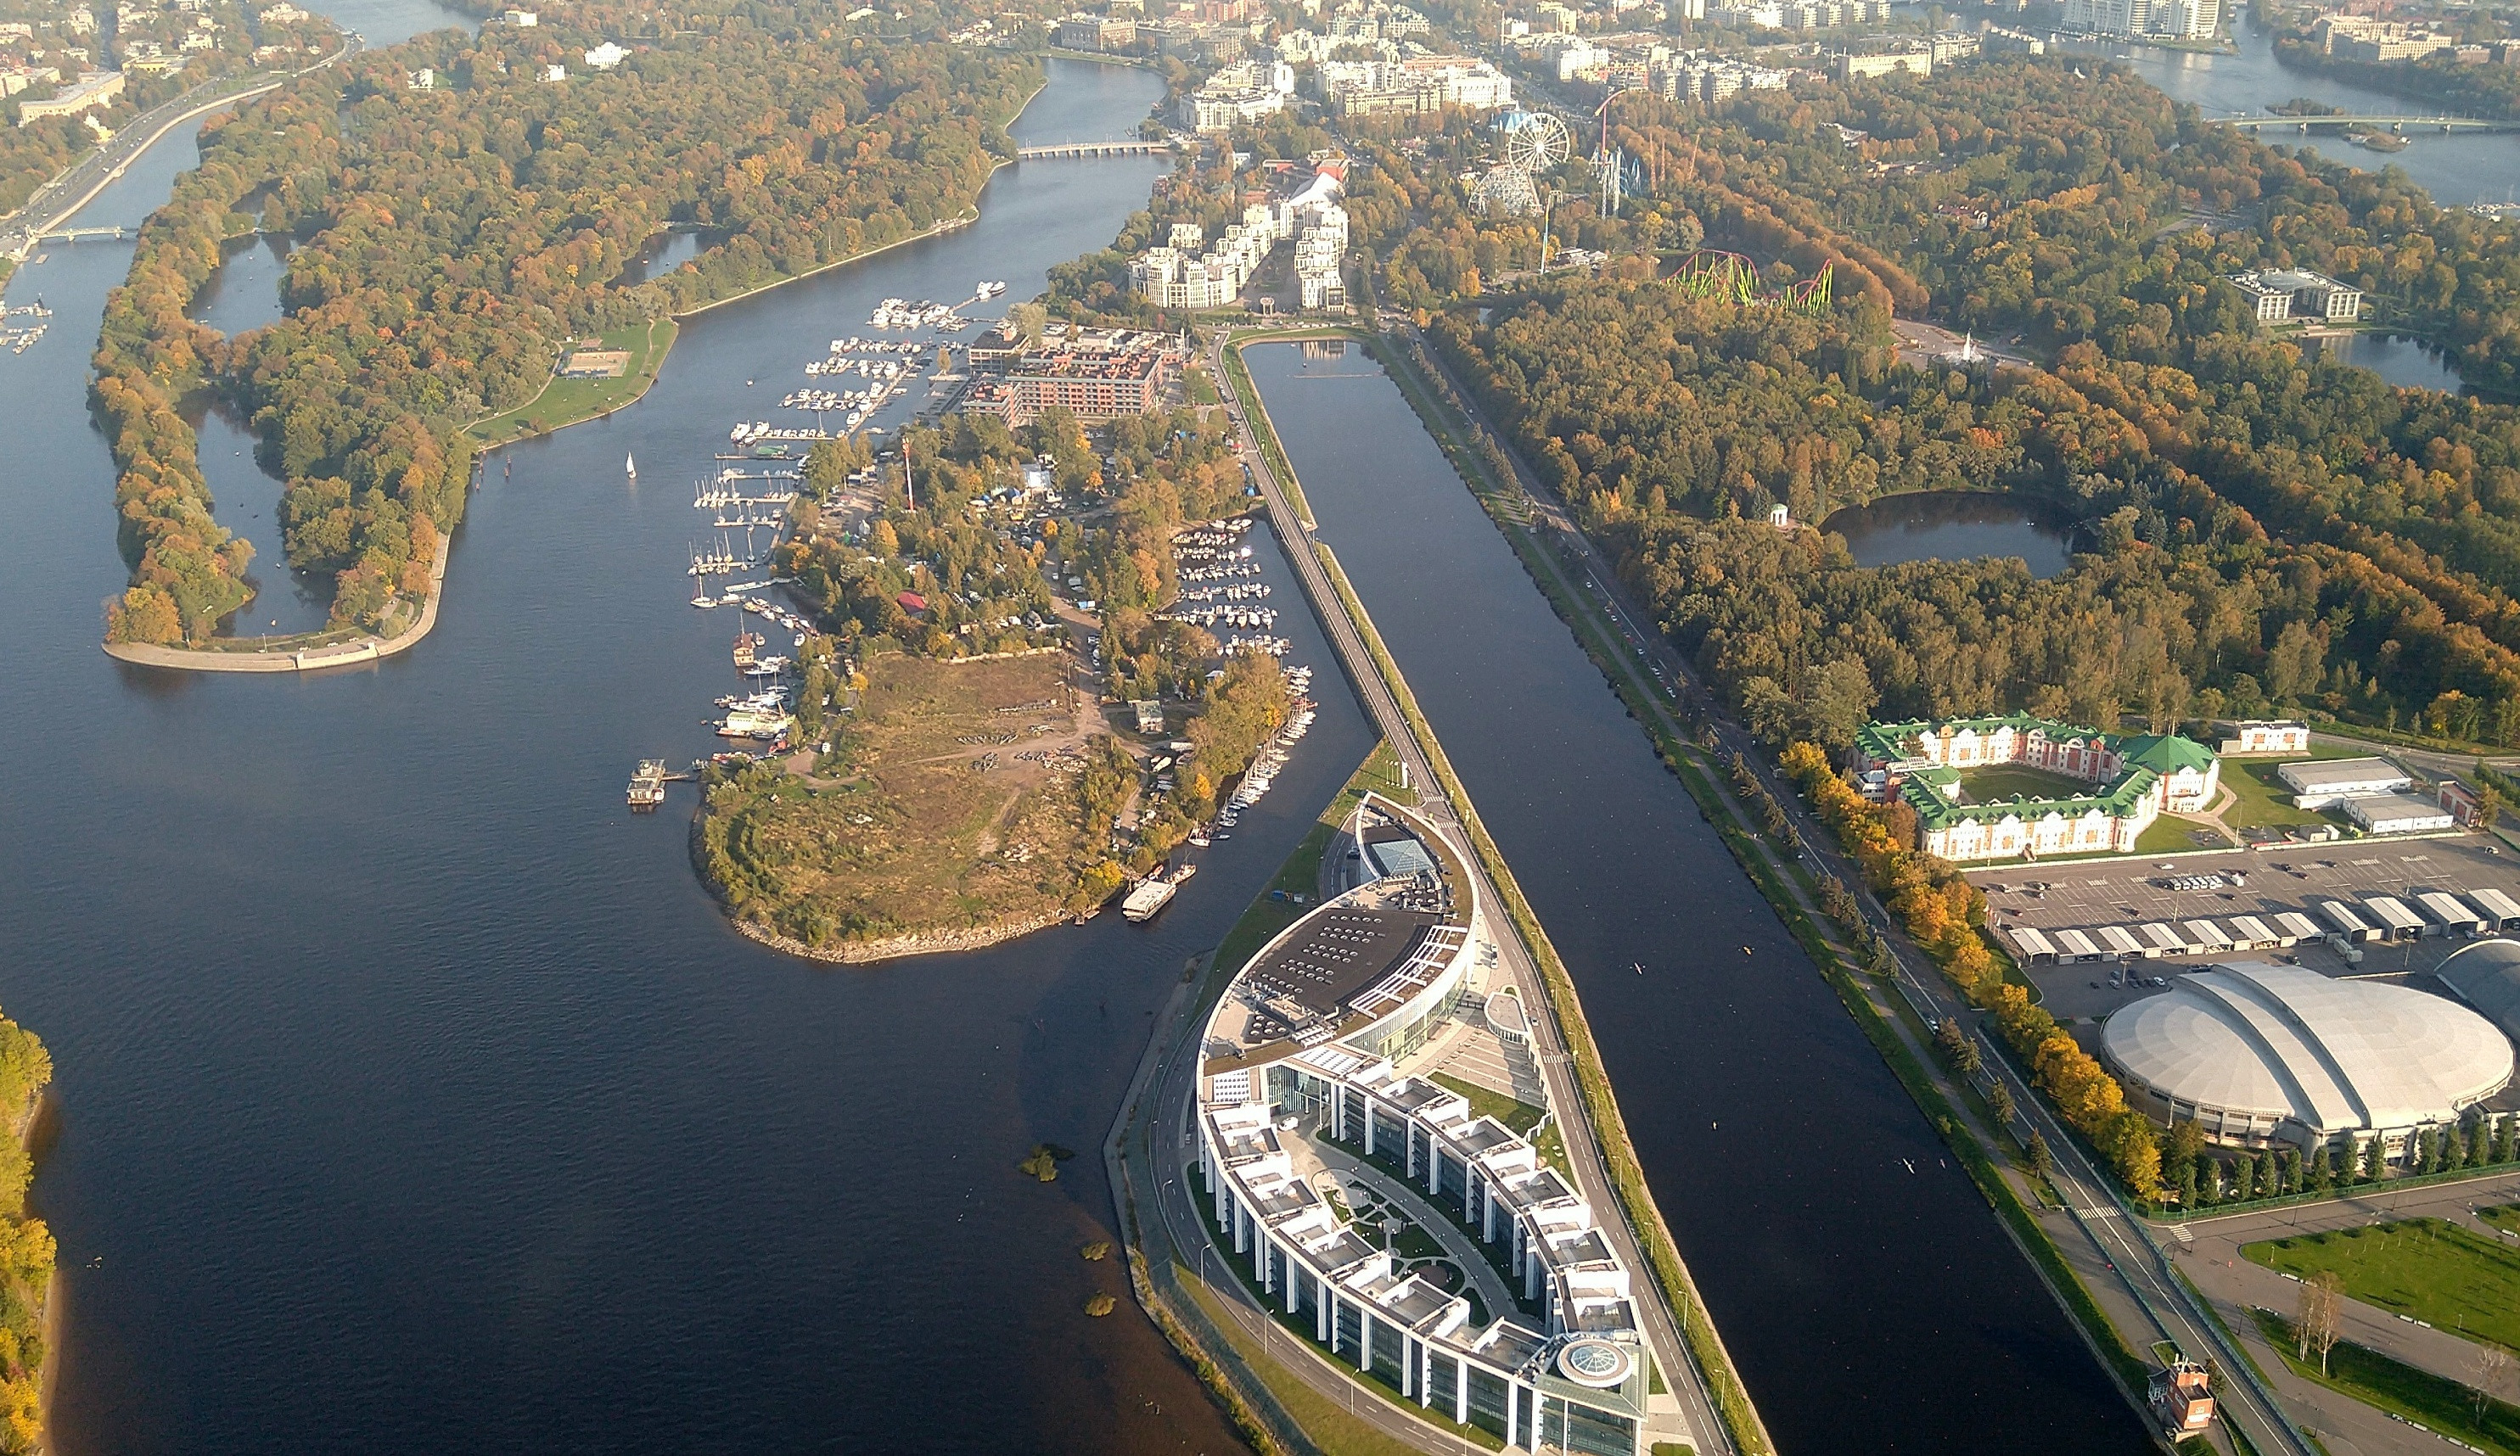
[1334,1299,1363,1364]
[1427,1352,1458,1413]
[1372,1107,1407,1153]
[1339,1096,1366,1144]
[1465,1368,1509,1437]
[1435,1148,1465,1204]
[1368,1319,1403,1387]
[1563,1397,1639,1456]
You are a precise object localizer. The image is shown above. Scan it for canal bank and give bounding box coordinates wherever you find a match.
[1209,327,1760,1456]
[2,53,1289,1456]
[1373,321,2332,1455]
[1237,336,2158,1454]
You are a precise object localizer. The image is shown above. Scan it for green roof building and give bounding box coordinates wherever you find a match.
[1855,714,2220,863]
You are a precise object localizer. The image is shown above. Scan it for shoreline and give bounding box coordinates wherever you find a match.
[100,525,449,672]
[95,62,1080,668]
[728,906,1075,965]
[20,1087,54,1456]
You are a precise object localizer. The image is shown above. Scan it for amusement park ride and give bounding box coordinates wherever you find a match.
[1476,98,1835,310]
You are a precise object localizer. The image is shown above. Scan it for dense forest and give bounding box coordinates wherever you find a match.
[0,1012,50,1453]
[1415,56,2520,748]
[96,2,1036,643]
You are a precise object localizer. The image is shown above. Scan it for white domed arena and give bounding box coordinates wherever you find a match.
[2102,961,2512,1152]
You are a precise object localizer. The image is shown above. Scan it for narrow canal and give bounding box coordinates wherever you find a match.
[0,55,1325,1456]
[1244,341,2155,1455]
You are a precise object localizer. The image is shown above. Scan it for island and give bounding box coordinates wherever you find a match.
[90,3,1036,658]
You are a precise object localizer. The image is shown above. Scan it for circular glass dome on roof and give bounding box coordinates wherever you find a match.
[1557,1338,1635,1388]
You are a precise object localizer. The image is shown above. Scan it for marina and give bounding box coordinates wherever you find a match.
[1,50,1271,1456]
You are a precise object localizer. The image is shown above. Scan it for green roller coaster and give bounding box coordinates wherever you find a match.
[1670,250,1834,314]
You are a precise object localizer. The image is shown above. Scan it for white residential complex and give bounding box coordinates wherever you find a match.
[2063,0,2218,42]
[1184,59,1294,132]
[1315,56,1513,116]
[1131,163,1350,311]
[1194,797,1670,1456]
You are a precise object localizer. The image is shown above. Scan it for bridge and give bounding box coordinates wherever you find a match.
[33,225,132,243]
[2211,113,2520,133]
[1014,139,1174,159]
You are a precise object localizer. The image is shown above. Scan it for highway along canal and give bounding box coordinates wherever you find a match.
[1243,339,2157,1455]
[0,55,1321,1456]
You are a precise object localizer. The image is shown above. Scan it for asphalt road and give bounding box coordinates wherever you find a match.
[0,40,355,262]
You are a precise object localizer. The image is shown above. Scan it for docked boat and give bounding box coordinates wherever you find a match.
[626,759,667,809]
[718,708,794,738]
[733,628,763,669]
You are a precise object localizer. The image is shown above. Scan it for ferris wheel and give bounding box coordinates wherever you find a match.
[1501,112,1572,174]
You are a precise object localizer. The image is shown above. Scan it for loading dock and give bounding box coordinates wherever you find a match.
[2363,894,2426,941]
[2417,891,2487,936]
[2317,899,2377,942]
[2471,886,2520,931]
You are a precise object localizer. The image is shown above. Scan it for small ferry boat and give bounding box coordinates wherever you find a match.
[626,759,667,809]
[976,279,1007,299]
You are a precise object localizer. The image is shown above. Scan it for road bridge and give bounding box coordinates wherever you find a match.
[1013,139,1171,159]
[32,225,132,243]
[2212,113,2520,132]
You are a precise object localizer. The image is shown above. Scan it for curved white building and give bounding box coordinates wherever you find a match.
[2102,962,2513,1155]
[1195,795,1657,1456]
[2440,938,2520,1045]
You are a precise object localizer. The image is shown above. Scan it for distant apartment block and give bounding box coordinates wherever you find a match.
[957,324,1187,424]
[1056,14,1137,50]
[2225,268,2362,322]
[15,68,121,124]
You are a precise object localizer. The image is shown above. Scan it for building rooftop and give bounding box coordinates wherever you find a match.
[2102,961,2513,1135]
[2278,756,2408,791]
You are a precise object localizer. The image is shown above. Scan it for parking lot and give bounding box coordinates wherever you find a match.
[1969,832,2520,1023]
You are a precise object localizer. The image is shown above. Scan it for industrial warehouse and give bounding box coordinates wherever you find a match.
[1194,795,1675,1456]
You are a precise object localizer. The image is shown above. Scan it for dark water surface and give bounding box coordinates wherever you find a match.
[0,56,1305,1456]
[1246,342,2153,1456]
[1823,491,2077,577]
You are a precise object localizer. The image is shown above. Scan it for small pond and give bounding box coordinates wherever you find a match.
[188,232,291,338]
[192,401,335,636]
[614,229,704,288]
[1823,492,2077,578]
[2304,331,2468,395]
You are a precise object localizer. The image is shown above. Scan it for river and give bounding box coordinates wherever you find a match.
[0,48,1318,1456]
[2102,17,2520,207]
[1245,341,2154,1455]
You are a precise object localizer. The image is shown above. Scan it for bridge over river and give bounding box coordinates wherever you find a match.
[2212,112,2520,132]
[1013,139,1176,159]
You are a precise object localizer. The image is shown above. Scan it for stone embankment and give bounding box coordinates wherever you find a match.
[101,538,448,673]
[732,908,1074,965]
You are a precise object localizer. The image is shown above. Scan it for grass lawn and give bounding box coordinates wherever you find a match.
[2244,1217,2520,1355]
[1428,1072,1546,1139]
[698,652,1097,945]
[2223,759,2352,832]
[467,317,677,444]
[1957,764,2091,803]
[2251,1308,2520,1456]
[2484,1203,2520,1237]
[2136,815,2217,854]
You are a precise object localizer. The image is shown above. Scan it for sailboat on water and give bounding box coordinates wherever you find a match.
[626,451,637,478]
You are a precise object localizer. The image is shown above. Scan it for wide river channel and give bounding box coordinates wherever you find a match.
[5,8,2456,1453]
[0,45,1347,1456]
[1244,342,2154,1454]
